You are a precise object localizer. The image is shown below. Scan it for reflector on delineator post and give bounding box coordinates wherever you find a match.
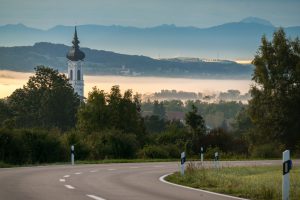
[283,160,292,175]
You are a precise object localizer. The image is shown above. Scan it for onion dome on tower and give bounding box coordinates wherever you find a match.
[66,26,85,61]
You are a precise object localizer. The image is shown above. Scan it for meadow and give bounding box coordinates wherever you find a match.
[166,163,300,200]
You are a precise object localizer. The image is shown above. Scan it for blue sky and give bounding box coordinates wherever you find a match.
[0,0,299,29]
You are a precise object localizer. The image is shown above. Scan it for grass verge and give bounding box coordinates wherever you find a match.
[0,161,14,168]
[165,163,300,200]
[76,158,178,164]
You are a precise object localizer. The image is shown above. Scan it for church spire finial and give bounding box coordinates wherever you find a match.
[72,26,80,48]
[66,26,85,61]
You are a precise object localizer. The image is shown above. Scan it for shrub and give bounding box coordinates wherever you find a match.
[205,146,222,160]
[0,128,66,164]
[251,143,281,158]
[138,145,169,158]
[98,129,139,159]
[60,130,90,161]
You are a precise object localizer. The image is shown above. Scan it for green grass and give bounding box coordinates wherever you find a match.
[76,158,178,164]
[0,161,14,168]
[166,163,300,200]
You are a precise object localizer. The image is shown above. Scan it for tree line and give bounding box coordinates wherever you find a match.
[0,29,299,165]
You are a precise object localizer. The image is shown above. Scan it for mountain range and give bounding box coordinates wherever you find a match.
[0,42,253,78]
[0,17,299,60]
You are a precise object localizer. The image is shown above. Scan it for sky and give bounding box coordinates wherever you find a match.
[0,0,299,29]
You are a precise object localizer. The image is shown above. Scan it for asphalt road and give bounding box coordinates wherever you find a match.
[0,160,298,200]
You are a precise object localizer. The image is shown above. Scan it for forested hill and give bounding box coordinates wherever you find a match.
[0,42,253,78]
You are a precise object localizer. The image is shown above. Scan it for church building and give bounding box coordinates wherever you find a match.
[66,27,85,98]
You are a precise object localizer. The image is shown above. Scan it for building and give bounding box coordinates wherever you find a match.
[66,27,85,98]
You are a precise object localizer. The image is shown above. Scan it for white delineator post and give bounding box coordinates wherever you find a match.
[214,152,219,169]
[180,152,186,176]
[282,150,292,200]
[71,145,75,165]
[200,147,204,164]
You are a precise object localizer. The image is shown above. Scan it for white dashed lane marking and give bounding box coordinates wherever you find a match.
[59,179,66,182]
[75,172,82,175]
[64,185,75,189]
[90,170,98,173]
[107,169,116,171]
[86,194,106,200]
[129,166,139,169]
[64,175,70,178]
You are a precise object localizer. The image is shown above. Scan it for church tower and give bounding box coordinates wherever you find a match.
[66,27,85,98]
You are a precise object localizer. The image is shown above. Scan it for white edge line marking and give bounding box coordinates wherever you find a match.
[107,168,116,171]
[86,194,106,200]
[64,185,75,189]
[64,175,70,178]
[129,166,139,169]
[59,179,66,182]
[159,173,248,200]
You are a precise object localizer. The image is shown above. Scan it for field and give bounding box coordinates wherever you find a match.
[166,163,300,200]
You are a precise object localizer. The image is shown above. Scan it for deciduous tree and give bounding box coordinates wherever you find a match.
[249,29,300,150]
[8,66,80,130]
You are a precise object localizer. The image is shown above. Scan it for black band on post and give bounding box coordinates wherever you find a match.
[215,156,219,161]
[283,160,292,175]
[181,157,186,165]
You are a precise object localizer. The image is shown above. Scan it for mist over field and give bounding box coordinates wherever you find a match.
[0,70,252,99]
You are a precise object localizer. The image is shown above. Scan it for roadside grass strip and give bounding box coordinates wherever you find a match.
[165,164,300,200]
[160,173,247,200]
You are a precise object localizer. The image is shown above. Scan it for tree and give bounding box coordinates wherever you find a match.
[152,100,166,119]
[7,66,80,130]
[248,29,300,150]
[185,104,206,135]
[77,87,108,132]
[185,104,206,154]
[77,85,146,139]
[0,99,13,128]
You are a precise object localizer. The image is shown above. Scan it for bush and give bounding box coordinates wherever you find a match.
[138,145,169,158]
[96,129,139,159]
[60,130,90,161]
[0,128,66,164]
[205,146,222,160]
[251,143,281,158]
[138,144,181,159]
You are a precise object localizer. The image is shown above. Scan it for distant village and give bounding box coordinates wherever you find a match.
[142,89,251,103]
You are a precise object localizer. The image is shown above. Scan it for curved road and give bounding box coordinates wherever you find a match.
[0,160,298,200]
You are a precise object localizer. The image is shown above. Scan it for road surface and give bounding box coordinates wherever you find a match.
[0,160,298,200]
